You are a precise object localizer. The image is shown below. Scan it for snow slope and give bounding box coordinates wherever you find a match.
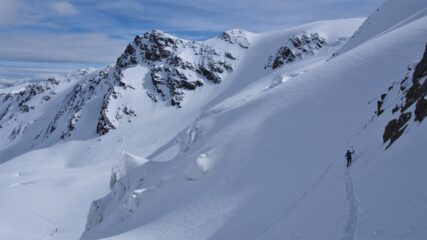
[336,0,427,55]
[0,18,360,239]
[82,3,427,239]
[1,1,427,239]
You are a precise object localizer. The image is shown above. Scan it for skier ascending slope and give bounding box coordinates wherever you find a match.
[345,149,355,167]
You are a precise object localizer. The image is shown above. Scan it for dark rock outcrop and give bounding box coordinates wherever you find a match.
[218,29,250,49]
[0,29,248,142]
[380,43,427,148]
[383,112,411,148]
[402,43,427,113]
[266,32,326,69]
[0,76,65,141]
[114,30,241,107]
[414,94,427,122]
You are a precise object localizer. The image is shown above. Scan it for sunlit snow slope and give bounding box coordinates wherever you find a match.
[1,1,427,240]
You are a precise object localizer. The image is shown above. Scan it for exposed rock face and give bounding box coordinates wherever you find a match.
[383,112,411,148]
[218,29,250,49]
[379,43,427,148]
[115,30,242,107]
[1,78,58,118]
[402,45,427,119]
[92,67,124,136]
[0,29,249,142]
[0,69,93,142]
[414,97,427,122]
[269,47,296,69]
[376,93,387,116]
[265,32,326,69]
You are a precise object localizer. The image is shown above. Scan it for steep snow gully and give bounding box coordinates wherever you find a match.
[1,0,427,239]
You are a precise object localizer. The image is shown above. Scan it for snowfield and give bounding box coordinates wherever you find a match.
[1,0,427,239]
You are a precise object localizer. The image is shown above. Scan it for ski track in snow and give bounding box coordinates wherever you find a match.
[4,185,60,240]
[342,169,359,240]
[252,156,338,240]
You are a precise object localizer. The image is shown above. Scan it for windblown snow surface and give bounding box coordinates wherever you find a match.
[1,1,427,239]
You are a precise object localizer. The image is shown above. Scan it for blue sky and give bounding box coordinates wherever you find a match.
[0,0,384,80]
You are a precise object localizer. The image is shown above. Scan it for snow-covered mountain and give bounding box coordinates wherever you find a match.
[1,0,426,239]
[0,29,249,160]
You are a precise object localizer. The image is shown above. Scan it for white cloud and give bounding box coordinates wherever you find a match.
[0,0,18,26]
[0,65,75,81]
[0,0,73,27]
[0,32,127,64]
[0,0,35,26]
[0,0,385,80]
[51,1,78,15]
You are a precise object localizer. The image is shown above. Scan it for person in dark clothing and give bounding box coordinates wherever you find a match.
[345,149,355,167]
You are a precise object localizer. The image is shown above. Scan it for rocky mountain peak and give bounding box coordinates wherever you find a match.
[0,28,251,146]
[265,31,326,69]
[218,29,250,49]
[115,29,246,108]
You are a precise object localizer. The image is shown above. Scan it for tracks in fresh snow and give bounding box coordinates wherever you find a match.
[252,157,338,240]
[252,156,360,240]
[342,170,359,240]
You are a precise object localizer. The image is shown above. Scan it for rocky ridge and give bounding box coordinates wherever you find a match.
[0,29,251,145]
[265,31,326,69]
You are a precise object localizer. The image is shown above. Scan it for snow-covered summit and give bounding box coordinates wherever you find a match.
[0,29,252,158]
[265,31,326,69]
[217,29,251,49]
[116,29,246,107]
[0,24,340,155]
